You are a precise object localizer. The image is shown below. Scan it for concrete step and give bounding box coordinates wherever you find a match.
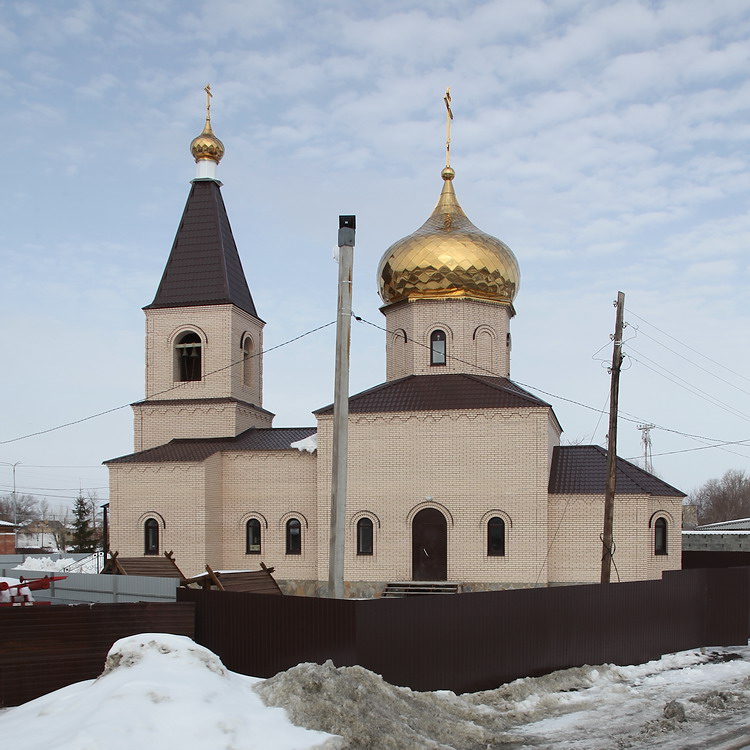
[381,582,460,598]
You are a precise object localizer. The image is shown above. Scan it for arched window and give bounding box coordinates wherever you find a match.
[175,332,202,382]
[487,517,505,556]
[430,330,447,366]
[357,518,373,556]
[286,518,302,555]
[246,519,261,554]
[654,517,667,556]
[242,337,254,387]
[144,518,159,556]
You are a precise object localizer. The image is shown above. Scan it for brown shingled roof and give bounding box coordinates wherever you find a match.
[144,179,260,319]
[548,445,685,497]
[314,373,551,415]
[132,397,274,416]
[105,426,316,464]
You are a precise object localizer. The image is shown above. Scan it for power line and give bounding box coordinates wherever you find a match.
[627,347,750,424]
[628,309,750,386]
[630,325,750,398]
[353,312,750,461]
[0,320,336,446]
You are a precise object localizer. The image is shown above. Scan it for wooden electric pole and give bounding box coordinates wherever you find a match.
[329,215,355,599]
[601,291,625,584]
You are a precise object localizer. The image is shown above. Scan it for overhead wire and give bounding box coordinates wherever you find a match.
[352,312,750,460]
[626,346,750,424]
[628,309,750,386]
[0,320,336,446]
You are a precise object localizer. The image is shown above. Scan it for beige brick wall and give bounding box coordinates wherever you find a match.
[216,450,318,578]
[132,400,273,452]
[109,451,318,580]
[108,462,210,576]
[384,297,513,379]
[547,494,683,584]
[134,304,268,450]
[144,305,264,404]
[315,406,555,586]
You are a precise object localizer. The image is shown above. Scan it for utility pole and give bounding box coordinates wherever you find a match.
[601,292,625,584]
[329,215,355,599]
[11,462,20,526]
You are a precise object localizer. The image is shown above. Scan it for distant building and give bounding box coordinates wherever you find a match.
[683,517,750,553]
[106,100,685,595]
[0,519,16,554]
[15,519,68,552]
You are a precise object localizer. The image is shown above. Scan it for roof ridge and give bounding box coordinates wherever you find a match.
[460,373,551,407]
[313,375,415,414]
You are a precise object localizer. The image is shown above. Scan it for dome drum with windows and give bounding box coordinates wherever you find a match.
[377,167,520,306]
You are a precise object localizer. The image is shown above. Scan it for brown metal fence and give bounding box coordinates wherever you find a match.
[179,567,750,693]
[0,602,194,707]
[2,569,748,706]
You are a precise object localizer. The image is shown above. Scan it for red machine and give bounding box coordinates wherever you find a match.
[0,575,67,606]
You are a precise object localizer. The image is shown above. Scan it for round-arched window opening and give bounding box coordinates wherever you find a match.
[246,518,261,554]
[654,518,667,556]
[487,517,505,556]
[144,518,159,556]
[175,332,202,382]
[357,518,374,556]
[286,518,302,555]
[430,330,447,366]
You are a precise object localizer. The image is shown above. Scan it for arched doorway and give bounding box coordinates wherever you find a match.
[412,508,447,581]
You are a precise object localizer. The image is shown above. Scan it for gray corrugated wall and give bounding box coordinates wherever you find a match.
[0,568,179,603]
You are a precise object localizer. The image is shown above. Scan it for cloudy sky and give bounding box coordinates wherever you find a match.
[2,0,750,513]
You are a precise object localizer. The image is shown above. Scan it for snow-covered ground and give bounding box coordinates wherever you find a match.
[13,554,101,574]
[2,633,750,749]
[0,634,340,750]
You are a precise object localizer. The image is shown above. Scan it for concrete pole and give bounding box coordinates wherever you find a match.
[11,462,20,526]
[601,291,625,584]
[329,216,355,598]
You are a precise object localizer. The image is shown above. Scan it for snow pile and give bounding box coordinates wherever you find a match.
[14,556,76,573]
[0,576,33,604]
[13,554,100,574]
[291,433,318,453]
[257,648,750,749]
[256,660,516,749]
[0,634,341,750]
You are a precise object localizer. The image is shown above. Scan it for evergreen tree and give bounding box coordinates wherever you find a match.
[70,494,97,552]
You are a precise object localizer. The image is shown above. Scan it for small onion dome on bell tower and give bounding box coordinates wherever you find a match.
[190,84,225,179]
[377,166,520,306]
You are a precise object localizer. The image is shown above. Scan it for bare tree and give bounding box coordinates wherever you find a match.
[0,493,38,525]
[37,499,51,551]
[86,490,104,549]
[49,509,70,552]
[691,469,750,525]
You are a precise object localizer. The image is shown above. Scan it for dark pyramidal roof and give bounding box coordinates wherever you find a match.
[144,179,259,318]
[549,445,685,497]
[106,427,316,464]
[314,373,552,415]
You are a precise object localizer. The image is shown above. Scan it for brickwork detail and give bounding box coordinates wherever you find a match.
[385,297,513,379]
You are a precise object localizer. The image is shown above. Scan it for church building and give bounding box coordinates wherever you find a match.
[106,96,684,596]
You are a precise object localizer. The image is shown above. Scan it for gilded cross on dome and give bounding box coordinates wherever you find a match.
[204,84,213,122]
[190,83,225,166]
[444,88,453,168]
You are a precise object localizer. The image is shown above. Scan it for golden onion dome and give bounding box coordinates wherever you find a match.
[190,118,225,164]
[377,167,520,306]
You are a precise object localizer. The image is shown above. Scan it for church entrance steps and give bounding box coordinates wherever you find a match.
[381,582,460,598]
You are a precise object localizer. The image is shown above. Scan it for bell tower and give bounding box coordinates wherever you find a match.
[132,86,273,452]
